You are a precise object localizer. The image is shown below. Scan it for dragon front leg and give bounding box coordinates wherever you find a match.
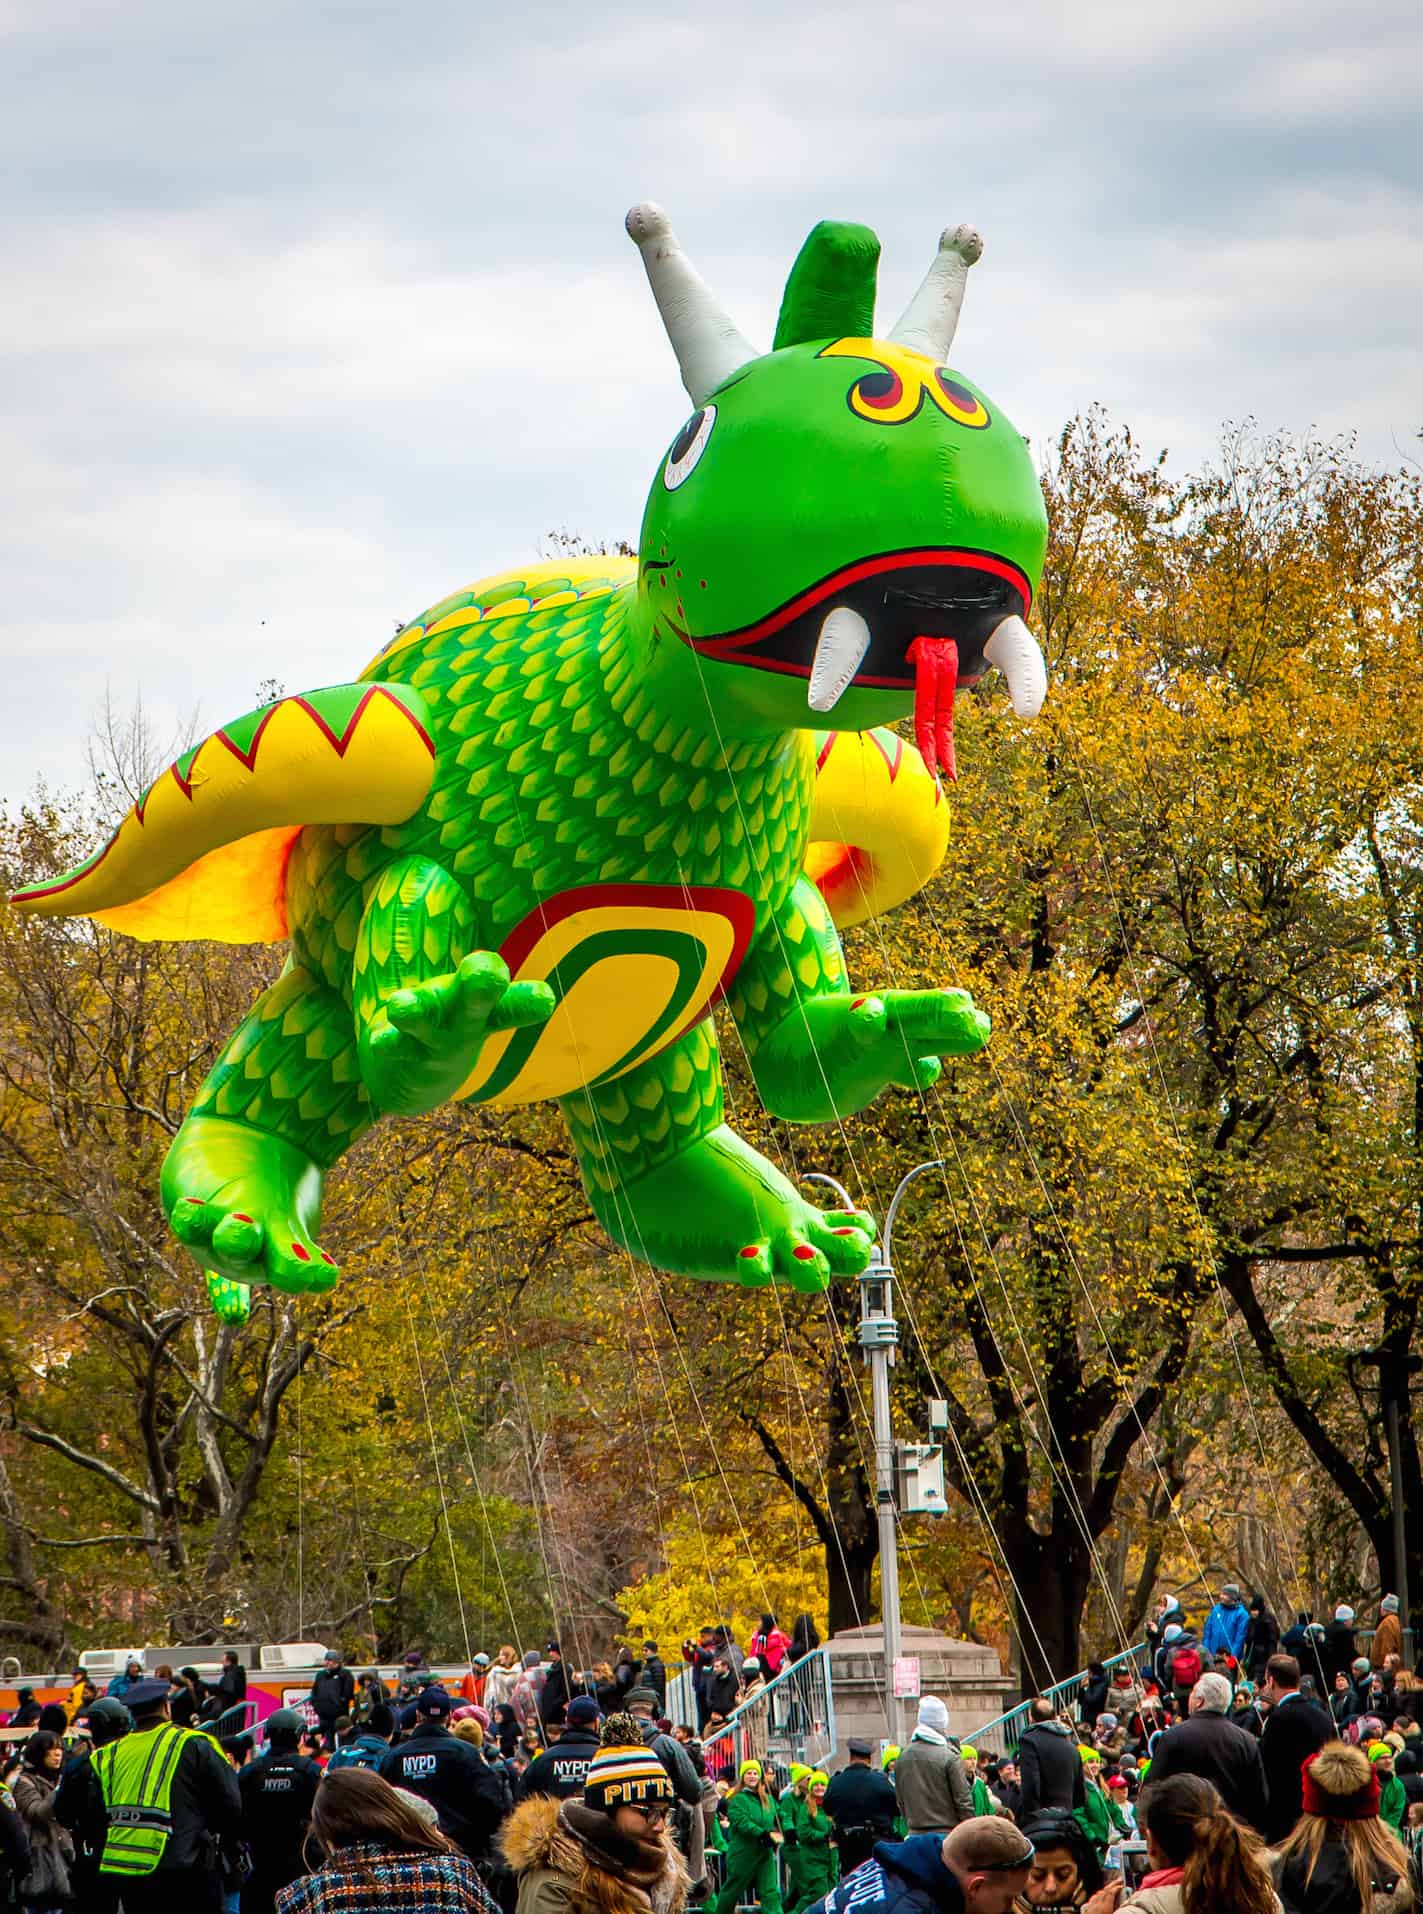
[560,1018,874,1292]
[352,856,554,1116]
[162,964,375,1309]
[726,874,990,1125]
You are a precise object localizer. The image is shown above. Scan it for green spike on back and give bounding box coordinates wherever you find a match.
[773,221,881,350]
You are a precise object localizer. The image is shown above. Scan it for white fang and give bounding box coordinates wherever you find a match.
[982,614,1047,718]
[807,607,872,713]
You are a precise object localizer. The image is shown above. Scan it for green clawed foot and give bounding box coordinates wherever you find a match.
[755,987,991,1123]
[601,1123,875,1293]
[361,952,556,1115]
[161,1115,337,1297]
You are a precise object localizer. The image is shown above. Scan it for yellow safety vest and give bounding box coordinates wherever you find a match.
[94,1722,193,1876]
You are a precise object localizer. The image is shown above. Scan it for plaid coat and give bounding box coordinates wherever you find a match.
[277,1842,499,1914]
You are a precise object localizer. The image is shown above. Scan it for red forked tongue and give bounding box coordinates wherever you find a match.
[906,635,958,781]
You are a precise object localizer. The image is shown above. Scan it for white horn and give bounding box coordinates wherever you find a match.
[626,202,760,407]
[889,224,983,361]
[982,614,1047,719]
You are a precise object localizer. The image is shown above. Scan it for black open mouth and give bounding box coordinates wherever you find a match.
[660,546,1033,687]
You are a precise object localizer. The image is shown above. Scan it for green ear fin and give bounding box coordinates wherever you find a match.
[773,221,881,350]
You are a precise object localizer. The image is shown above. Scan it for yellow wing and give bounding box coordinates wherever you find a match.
[806,728,949,928]
[12,683,435,942]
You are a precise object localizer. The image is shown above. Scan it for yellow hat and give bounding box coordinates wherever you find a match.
[789,1764,810,1785]
[881,1744,900,1767]
[739,1759,763,1780]
[1079,1744,1100,1764]
[1368,1741,1393,1762]
[960,1745,979,1762]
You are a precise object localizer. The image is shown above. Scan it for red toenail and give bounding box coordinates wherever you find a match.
[320,1252,335,1266]
[185,1195,206,1205]
[833,1227,857,1235]
[850,996,868,1009]
[793,1245,816,1261]
[739,1246,760,1259]
[232,1213,253,1224]
[291,1243,310,1262]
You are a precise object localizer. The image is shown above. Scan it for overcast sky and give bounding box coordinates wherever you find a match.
[3,0,1420,799]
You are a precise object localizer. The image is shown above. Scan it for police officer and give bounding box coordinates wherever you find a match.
[237,1709,322,1912]
[518,1694,603,1799]
[823,1737,899,1877]
[377,1685,507,1861]
[90,1676,241,1912]
[56,1695,132,1914]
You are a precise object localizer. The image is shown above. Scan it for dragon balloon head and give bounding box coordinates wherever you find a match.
[629,205,1048,777]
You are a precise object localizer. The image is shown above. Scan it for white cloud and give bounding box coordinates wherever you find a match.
[1,0,1418,794]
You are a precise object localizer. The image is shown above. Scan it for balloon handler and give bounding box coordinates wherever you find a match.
[716,1761,785,1914]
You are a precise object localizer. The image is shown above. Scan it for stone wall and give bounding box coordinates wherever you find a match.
[823,1622,1016,1767]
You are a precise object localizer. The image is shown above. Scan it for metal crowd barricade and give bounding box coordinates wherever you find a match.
[699,1648,836,1779]
[962,1640,1148,1758]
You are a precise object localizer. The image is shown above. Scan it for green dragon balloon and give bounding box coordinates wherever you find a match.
[14,208,1049,1321]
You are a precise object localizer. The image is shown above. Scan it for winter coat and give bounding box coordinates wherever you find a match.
[723,1787,780,1858]
[749,1630,792,1679]
[539,1660,571,1728]
[1273,1838,1410,1914]
[642,1656,668,1706]
[804,1833,969,1914]
[1202,1598,1250,1662]
[703,1669,741,1721]
[1073,1779,1124,1858]
[783,1798,837,1908]
[822,1764,899,1843]
[276,1841,497,1914]
[1146,1605,1186,1680]
[1144,1709,1270,1835]
[378,1723,509,1862]
[500,1792,687,1914]
[518,1728,603,1801]
[1016,1720,1086,1819]
[1372,1612,1405,1670]
[1106,1676,1144,1721]
[1246,1609,1280,1680]
[486,1663,523,1711]
[310,1666,356,1723]
[13,1766,73,1908]
[0,1784,29,1895]
[893,1736,973,1833]
[239,1747,323,1894]
[637,1722,704,1807]
[1322,1621,1359,1687]
[1259,1691,1335,1843]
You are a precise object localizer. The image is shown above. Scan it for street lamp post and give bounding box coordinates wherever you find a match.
[807,1161,945,1742]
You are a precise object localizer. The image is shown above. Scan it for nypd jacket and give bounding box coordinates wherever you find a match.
[379,1723,509,1860]
[518,1728,602,1800]
[804,1834,968,1914]
[238,1748,322,1883]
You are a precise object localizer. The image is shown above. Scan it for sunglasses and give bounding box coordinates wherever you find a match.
[974,1843,1035,1873]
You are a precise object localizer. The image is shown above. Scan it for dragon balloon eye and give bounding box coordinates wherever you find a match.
[663,406,716,491]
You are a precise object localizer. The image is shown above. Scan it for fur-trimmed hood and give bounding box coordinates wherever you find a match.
[502,1793,687,1914]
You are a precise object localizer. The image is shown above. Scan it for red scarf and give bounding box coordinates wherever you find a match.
[1139,1866,1184,1888]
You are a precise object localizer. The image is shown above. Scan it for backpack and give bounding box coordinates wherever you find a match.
[1170,1645,1201,1688]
